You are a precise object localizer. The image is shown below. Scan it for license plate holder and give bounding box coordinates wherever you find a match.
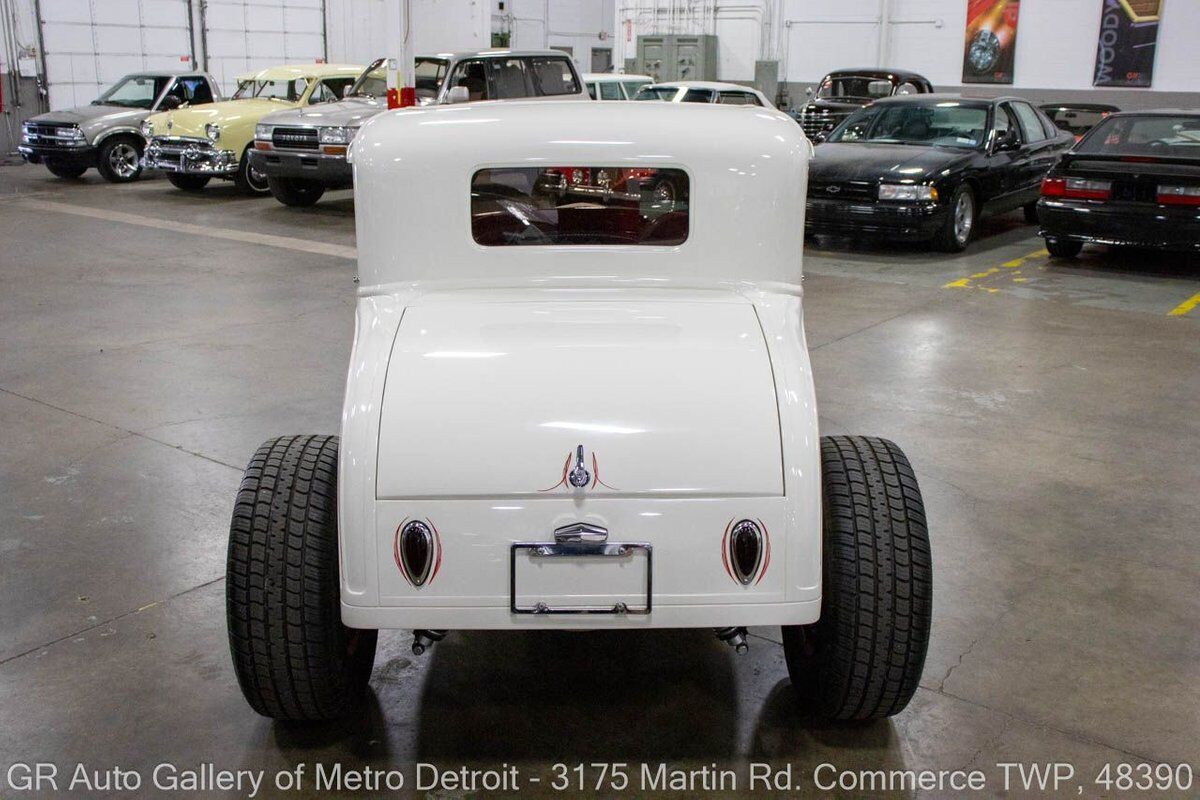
[510,541,652,615]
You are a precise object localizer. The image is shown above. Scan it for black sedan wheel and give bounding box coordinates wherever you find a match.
[933,185,976,252]
[1045,237,1083,258]
[45,160,88,179]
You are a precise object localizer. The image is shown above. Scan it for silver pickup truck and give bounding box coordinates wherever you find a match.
[250,50,585,206]
[19,71,221,183]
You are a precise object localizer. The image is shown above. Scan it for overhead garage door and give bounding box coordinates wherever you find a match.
[39,0,195,110]
[201,0,327,94]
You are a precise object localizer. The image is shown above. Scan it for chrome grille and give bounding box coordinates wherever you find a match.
[149,136,213,157]
[271,127,319,150]
[808,180,876,202]
[22,123,82,144]
[799,110,847,138]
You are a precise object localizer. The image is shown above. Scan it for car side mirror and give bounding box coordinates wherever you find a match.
[158,95,182,111]
[446,86,470,104]
[994,129,1019,152]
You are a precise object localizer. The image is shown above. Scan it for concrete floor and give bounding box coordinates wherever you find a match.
[0,164,1197,798]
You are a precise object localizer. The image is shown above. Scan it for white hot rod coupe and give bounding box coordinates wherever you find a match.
[226,101,932,723]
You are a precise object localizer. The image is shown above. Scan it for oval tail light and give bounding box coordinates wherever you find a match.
[728,519,764,586]
[397,520,437,587]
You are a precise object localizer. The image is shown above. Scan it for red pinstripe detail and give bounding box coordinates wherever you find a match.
[592,452,619,491]
[538,453,573,492]
[429,518,443,583]
[720,518,735,582]
[756,518,771,585]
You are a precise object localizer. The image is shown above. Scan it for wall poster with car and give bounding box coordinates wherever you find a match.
[1093,0,1162,87]
[962,0,1021,84]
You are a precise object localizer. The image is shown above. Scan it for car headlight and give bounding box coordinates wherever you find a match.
[65,126,85,141]
[319,126,353,145]
[255,123,271,140]
[878,183,937,202]
[140,120,154,137]
[205,123,220,142]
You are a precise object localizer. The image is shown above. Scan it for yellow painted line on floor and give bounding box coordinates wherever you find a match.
[1167,291,1200,317]
[943,248,1049,289]
[10,198,358,261]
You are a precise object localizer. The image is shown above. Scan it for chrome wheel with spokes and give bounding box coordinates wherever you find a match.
[953,190,974,246]
[97,137,143,183]
[235,147,272,195]
[933,184,977,252]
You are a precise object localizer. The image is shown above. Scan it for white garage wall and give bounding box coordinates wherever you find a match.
[615,0,1200,93]
[201,0,327,92]
[494,0,615,74]
[39,0,195,109]
[324,0,490,64]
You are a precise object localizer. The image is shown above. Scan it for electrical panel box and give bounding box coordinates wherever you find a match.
[635,34,718,83]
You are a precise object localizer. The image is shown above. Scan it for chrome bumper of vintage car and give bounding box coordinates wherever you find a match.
[142,137,238,175]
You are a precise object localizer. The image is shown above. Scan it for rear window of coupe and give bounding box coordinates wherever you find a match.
[471,167,689,247]
[1077,115,1200,157]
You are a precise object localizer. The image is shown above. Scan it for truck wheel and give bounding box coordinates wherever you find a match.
[167,173,211,191]
[267,176,326,207]
[782,435,932,720]
[226,435,377,721]
[235,147,271,196]
[45,160,87,179]
[1044,237,1082,258]
[932,184,975,252]
[96,135,143,183]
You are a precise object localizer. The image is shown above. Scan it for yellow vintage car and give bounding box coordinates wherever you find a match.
[141,63,362,194]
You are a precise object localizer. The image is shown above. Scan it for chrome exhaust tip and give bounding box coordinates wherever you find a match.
[715,626,749,654]
[411,629,447,656]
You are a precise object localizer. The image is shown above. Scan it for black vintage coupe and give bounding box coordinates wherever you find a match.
[1038,110,1200,257]
[806,94,1074,251]
[793,68,933,141]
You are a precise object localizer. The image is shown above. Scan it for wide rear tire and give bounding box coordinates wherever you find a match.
[45,160,88,179]
[782,435,932,720]
[226,435,377,721]
[1045,236,1082,258]
[167,173,211,191]
[268,176,326,207]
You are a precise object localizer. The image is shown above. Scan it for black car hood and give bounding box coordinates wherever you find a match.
[810,142,974,183]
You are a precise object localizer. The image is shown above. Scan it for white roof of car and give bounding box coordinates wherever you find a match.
[351,100,808,290]
[651,80,759,91]
[583,73,653,82]
[425,49,575,61]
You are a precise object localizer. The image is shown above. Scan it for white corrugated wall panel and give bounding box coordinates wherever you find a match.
[40,0,193,109]
[201,0,328,92]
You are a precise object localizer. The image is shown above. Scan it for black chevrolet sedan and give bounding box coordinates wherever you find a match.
[806,94,1074,251]
[1038,110,1200,258]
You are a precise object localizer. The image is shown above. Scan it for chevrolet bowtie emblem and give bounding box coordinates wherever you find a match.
[826,185,840,194]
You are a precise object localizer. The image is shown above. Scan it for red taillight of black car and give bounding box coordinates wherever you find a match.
[1156,185,1200,207]
[1041,176,1112,201]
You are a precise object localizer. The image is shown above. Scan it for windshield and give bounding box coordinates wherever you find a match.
[829,102,989,149]
[233,77,308,101]
[817,76,894,101]
[472,167,689,246]
[634,86,678,101]
[1076,115,1200,158]
[349,58,447,101]
[94,74,170,108]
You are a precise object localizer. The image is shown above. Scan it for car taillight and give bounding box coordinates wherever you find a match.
[1041,176,1111,200]
[1156,184,1200,206]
